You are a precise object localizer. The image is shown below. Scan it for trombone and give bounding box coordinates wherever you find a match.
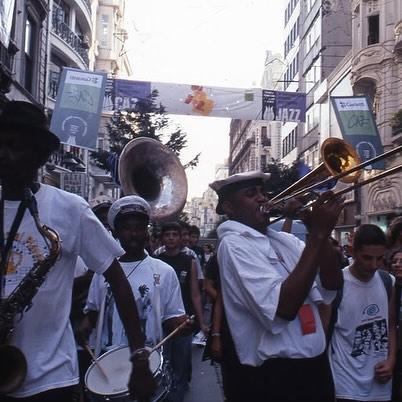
[263,138,402,222]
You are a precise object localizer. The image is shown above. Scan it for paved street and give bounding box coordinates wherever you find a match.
[183,344,224,402]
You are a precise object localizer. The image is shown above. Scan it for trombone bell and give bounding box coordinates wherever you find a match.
[271,138,361,203]
[321,138,361,183]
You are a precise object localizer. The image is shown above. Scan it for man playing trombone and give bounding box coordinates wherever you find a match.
[209,170,345,402]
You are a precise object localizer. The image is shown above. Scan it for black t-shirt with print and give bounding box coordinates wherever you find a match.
[157,251,194,314]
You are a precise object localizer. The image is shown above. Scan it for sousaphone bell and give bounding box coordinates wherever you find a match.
[118,138,188,221]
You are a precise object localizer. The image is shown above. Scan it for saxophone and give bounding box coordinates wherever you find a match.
[0,193,61,394]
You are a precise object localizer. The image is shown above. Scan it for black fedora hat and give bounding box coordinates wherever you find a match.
[0,101,60,152]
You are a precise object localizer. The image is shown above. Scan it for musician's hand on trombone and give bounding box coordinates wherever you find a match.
[280,197,304,220]
[301,191,345,239]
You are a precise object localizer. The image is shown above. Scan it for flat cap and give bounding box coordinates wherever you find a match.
[209,170,271,214]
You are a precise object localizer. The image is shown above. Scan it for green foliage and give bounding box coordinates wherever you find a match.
[263,159,301,198]
[91,90,200,170]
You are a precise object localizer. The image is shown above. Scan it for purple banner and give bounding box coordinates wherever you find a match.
[262,90,306,122]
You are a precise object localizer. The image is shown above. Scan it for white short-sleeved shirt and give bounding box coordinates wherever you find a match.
[329,268,394,401]
[2,184,124,397]
[217,220,335,366]
[86,255,185,350]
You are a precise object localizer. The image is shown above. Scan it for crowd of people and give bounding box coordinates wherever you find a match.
[1,100,402,402]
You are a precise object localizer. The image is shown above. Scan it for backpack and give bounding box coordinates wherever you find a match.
[327,269,392,343]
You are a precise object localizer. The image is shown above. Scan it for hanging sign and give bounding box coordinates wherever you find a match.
[50,67,107,150]
[331,96,384,169]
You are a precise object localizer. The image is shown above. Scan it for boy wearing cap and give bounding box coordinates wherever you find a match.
[209,170,345,402]
[157,222,208,402]
[84,196,187,359]
[0,101,154,401]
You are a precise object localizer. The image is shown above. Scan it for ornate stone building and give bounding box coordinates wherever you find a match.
[350,0,402,228]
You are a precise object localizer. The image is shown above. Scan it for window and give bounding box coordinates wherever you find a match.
[282,127,298,157]
[54,1,70,24]
[261,126,271,147]
[285,0,299,24]
[284,52,299,89]
[367,14,379,45]
[305,57,321,93]
[260,154,267,170]
[24,16,36,92]
[305,104,319,133]
[305,17,321,55]
[100,15,109,48]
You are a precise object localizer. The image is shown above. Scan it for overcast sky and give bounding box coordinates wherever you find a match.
[124,0,284,199]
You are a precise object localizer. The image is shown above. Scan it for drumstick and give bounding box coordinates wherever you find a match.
[150,315,195,353]
[83,343,109,382]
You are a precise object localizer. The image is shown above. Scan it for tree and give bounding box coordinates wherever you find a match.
[91,90,200,174]
[263,159,302,198]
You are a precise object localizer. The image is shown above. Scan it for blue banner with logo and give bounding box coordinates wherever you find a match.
[331,96,384,169]
[50,68,107,150]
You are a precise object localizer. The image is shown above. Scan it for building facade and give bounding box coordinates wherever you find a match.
[228,50,283,174]
[303,0,402,240]
[186,161,228,237]
[0,0,132,202]
[1,0,50,107]
[281,0,353,171]
[350,0,402,229]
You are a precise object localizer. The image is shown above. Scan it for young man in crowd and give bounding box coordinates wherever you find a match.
[209,170,345,402]
[327,224,397,402]
[153,222,204,282]
[188,225,205,269]
[157,222,208,402]
[0,101,155,401]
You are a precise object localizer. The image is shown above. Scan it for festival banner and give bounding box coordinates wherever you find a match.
[0,0,15,47]
[331,96,384,169]
[102,79,306,123]
[50,68,107,150]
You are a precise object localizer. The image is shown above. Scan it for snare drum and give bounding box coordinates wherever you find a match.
[85,346,170,402]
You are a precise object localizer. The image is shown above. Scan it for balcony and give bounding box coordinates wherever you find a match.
[351,44,386,77]
[51,13,89,67]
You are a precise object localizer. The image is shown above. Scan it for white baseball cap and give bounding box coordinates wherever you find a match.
[107,195,151,230]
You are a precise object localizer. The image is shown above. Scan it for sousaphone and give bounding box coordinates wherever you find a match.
[118,138,188,221]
